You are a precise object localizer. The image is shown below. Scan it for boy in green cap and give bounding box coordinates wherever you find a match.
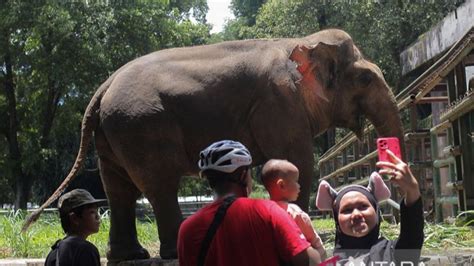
[45,189,107,266]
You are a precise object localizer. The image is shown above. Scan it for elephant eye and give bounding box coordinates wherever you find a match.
[325,62,336,89]
[358,71,373,86]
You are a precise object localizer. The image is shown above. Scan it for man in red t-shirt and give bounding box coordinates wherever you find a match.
[178,140,321,266]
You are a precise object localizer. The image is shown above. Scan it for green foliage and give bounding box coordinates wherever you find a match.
[220,17,255,41]
[230,0,266,25]
[456,210,474,227]
[178,176,212,197]
[0,210,159,258]
[249,182,270,199]
[312,218,336,250]
[422,222,474,249]
[0,1,211,206]
[313,217,335,231]
[252,0,320,38]
[179,166,267,198]
[0,210,37,258]
[88,210,159,257]
[169,0,209,23]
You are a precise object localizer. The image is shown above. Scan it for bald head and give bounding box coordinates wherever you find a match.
[261,159,299,188]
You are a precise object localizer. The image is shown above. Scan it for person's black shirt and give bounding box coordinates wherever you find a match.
[45,236,101,266]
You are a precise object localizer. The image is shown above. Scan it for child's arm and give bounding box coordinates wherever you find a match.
[311,233,326,261]
[293,211,327,260]
[316,245,327,261]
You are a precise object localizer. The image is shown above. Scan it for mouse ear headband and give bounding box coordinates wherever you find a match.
[315,172,391,211]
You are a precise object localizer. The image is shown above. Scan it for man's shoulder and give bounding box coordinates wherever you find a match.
[236,197,276,205]
[180,201,220,228]
[234,197,280,209]
[182,198,282,226]
[233,198,290,217]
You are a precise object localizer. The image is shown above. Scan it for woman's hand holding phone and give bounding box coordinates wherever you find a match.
[376,149,420,206]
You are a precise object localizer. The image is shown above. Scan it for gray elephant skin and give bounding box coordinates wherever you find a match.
[28,29,403,261]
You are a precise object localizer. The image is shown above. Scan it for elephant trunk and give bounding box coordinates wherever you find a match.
[363,88,405,159]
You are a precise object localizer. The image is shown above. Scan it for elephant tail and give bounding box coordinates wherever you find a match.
[22,79,111,232]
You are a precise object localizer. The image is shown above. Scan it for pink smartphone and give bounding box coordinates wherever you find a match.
[377,137,401,162]
[319,255,340,266]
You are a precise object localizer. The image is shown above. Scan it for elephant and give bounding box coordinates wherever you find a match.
[25,29,403,262]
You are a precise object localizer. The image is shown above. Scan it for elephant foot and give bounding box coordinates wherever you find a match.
[106,246,150,263]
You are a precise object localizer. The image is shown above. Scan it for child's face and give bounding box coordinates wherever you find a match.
[77,205,101,237]
[337,191,377,237]
[282,173,300,202]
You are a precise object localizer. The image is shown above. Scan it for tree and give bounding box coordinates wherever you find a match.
[0,0,35,209]
[230,0,266,25]
[0,1,211,208]
[250,0,320,38]
[209,0,266,41]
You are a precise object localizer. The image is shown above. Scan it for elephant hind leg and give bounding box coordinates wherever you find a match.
[143,171,182,260]
[99,157,150,262]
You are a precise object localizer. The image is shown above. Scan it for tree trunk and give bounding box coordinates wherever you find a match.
[40,77,60,148]
[40,33,60,148]
[317,5,328,29]
[3,41,29,210]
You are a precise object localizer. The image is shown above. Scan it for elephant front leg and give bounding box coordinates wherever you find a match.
[289,142,315,212]
[100,159,150,263]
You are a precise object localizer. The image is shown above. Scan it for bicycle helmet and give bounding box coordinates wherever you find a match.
[198,140,252,173]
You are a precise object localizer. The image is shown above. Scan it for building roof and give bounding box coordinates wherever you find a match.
[400,0,474,75]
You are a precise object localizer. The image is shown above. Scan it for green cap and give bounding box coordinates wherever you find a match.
[58,189,107,213]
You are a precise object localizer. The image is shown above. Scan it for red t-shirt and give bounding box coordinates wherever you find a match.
[178,197,310,266]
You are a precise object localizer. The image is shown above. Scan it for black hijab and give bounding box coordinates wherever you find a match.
[332,186,384,259]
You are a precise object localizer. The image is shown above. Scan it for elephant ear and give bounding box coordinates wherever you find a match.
[290,40,355,101]
[315,180,338,211]
[367,172,391,202]
[289,44,328,102]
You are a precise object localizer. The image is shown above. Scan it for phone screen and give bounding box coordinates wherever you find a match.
[377,137,401,162]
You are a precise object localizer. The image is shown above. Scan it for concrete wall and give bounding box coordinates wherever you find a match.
[400,0,474,75]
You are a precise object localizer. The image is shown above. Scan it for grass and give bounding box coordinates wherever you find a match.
[0,209,473,259]
[0,210,159,259]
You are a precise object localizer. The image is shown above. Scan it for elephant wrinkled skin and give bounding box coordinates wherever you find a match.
[28,29,403,261]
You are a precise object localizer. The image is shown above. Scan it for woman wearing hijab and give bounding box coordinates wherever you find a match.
[316,150,424,264]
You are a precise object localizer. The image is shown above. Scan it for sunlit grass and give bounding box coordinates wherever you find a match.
[0,210,159,259]
[1,209,472,258]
